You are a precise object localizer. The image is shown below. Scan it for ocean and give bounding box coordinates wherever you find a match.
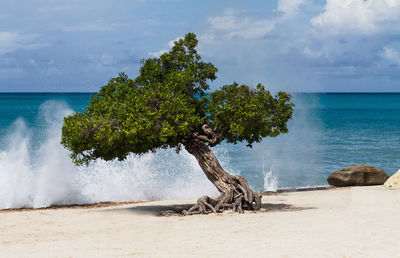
[1,93,399,209]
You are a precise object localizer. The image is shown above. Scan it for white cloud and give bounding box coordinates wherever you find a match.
[208,9,236,31]
[278,0,306,18]
[168,37,183,48]
[204,2,308,41]
[382,46,400,65]
[302,47,322,59]
[207,9,276,39]
[0,32,48,55]
[197,2,400,91]
[64,21,127,32]
[36,0,81,13]
[311,0,400,35]
[148,36,183,57]
[198,33,216,44]
[148,50,167,58]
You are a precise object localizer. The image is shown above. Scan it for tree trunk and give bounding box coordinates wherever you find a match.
[183,141,262,215]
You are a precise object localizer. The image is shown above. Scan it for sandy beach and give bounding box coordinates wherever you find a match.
[1,185,399,257]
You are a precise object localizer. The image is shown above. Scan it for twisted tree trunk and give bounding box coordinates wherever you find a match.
[183,141,262,215]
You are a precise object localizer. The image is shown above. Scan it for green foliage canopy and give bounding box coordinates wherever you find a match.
[61,33,294,165]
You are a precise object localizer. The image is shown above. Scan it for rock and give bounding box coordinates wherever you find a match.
[327,165,389,187]
[384,169,400,188]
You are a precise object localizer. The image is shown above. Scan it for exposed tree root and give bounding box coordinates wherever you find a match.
[181,140,262,216]
[182,175,262,215]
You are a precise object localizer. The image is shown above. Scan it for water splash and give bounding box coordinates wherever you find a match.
[252,94,324,189]
[0,94,324,209]
[263,162,278,192]
[0,119,34,208]
[0,101,218,209]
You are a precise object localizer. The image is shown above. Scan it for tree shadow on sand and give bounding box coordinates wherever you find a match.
[99,203,315,216]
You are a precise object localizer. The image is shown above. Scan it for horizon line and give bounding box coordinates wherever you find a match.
[2,91,400,94]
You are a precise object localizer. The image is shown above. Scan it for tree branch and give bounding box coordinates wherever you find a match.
[217,125,229,142]
[200,124,219,146]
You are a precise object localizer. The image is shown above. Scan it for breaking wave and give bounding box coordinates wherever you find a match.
[0,101,218,209]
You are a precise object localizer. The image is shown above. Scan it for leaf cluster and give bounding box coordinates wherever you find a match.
[207,83,293,147]
[61,33,294,165]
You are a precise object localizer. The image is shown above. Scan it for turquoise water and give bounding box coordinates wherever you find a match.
[0,93,90,146]
[240,93,400,189]
[1,93,399,208]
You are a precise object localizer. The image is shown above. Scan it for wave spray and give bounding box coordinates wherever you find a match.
[0,101,218,209]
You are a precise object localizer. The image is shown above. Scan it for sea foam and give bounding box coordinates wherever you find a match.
[0,101,218,209]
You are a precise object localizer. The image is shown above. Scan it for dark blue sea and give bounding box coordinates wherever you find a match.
[1,93,399,208]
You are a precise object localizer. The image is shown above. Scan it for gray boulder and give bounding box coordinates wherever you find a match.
[327,165,389,187]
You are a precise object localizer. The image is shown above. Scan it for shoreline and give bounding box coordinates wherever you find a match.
[0,185,336,213]
[0,201,146,213]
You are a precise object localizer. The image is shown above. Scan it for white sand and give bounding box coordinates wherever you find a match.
[1,186,399,257]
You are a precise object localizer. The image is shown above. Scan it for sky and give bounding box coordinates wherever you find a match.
[0,0,400,92]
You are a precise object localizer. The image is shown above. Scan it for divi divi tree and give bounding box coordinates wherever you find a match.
[61,33,294,215]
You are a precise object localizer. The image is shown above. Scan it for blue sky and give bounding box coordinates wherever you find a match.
[0,0,400,92]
